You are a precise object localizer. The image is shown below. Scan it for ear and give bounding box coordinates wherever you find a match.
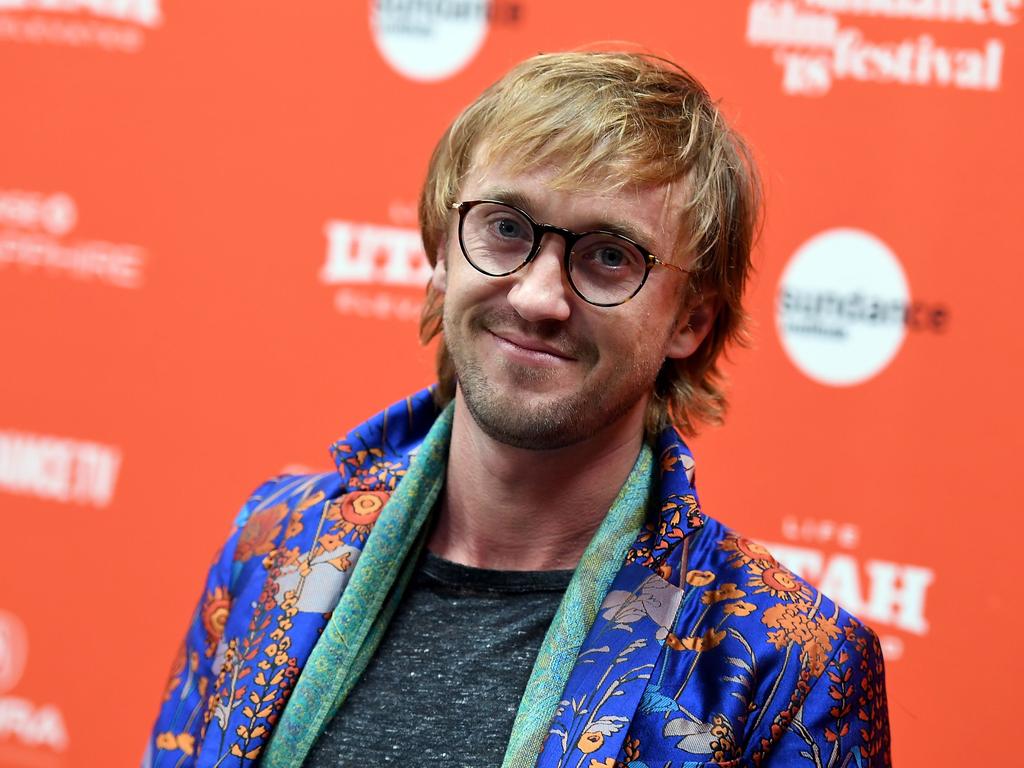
[431,234,448,294]
[664,293,717,361]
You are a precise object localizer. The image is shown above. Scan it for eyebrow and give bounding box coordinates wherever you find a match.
[476,187,657,249]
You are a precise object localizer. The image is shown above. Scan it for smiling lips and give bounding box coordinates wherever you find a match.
[489,329,575,361]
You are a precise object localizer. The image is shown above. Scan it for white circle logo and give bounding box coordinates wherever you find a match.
[370,0,489,82]
[777,228,909,386]
[0,611,28,695]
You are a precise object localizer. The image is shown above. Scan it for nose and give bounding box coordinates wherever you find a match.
[506,234,573,322]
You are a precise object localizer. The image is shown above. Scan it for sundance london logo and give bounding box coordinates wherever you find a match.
[776,228,948,386]
[370,0,522,81]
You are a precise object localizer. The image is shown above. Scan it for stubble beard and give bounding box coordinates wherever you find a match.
[444,307,660,450]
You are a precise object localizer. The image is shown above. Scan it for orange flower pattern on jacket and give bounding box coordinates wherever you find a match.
[233,503,288,562]
[577,731,604,753]
[339,491,386,525]
[199,586,231,657]
[701,582,746,604]
[723,600,756,617]
[162,642,185,702]
[720,534,776,566]
[685,569,715,586]
[747,560,812,603]
[676,627,727,651]
[762,601,841,676]
[613,527,888,767]
[284,510,305,539]
[324,490,389,545]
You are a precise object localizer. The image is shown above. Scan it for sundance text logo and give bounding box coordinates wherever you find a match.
[370,0,521,81]
[776,228,948,386]
[746,0,1016,95]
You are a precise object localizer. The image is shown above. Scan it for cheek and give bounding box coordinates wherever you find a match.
[451,267,515,310]
[600,310,673,368]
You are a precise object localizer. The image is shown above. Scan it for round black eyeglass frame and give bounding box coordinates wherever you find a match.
[451,199,688,308]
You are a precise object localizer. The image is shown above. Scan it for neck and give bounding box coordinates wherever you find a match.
[428,391,647,571]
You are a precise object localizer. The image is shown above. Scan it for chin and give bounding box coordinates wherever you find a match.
[464,380,643,451]
[460,382,583,450]
[472,410,587,451]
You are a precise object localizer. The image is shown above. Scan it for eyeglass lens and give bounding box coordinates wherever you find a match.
[460,202,648,305]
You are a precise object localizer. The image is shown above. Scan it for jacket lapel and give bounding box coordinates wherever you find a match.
[259,401,452,767]
[537,562,685,768]
[528,426,708,768]
[196,392,443,768]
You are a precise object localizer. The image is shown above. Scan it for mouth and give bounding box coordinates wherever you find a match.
[488,330,576,362]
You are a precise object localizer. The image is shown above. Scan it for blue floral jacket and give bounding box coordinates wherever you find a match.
[146,388,891,767]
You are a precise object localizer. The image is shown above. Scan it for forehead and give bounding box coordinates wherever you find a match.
[459,153,689,261]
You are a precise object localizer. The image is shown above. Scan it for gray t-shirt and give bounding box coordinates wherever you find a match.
[304,550,574,767]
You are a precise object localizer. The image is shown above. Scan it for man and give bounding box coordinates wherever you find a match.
[147,51,891,767]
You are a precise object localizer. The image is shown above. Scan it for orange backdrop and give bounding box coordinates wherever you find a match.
[2,2,1021,766]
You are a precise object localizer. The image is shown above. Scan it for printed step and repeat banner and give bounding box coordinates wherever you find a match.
[1,2,1020,766]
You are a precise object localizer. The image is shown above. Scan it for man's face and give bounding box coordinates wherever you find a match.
[433,157,711,450]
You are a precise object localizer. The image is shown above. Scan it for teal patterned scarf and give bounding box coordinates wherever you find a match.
[261,404,652,767]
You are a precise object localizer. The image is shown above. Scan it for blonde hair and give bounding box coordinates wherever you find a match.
[418,50,761,436]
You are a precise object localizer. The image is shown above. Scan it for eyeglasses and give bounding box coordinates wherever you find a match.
[451,199,687,307]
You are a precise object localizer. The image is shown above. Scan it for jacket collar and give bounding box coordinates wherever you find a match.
[327,386,707,551]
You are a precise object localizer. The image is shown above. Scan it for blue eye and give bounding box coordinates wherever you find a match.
[582,245,640,270]
[595,247,628,268]
[495,218,523,239]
